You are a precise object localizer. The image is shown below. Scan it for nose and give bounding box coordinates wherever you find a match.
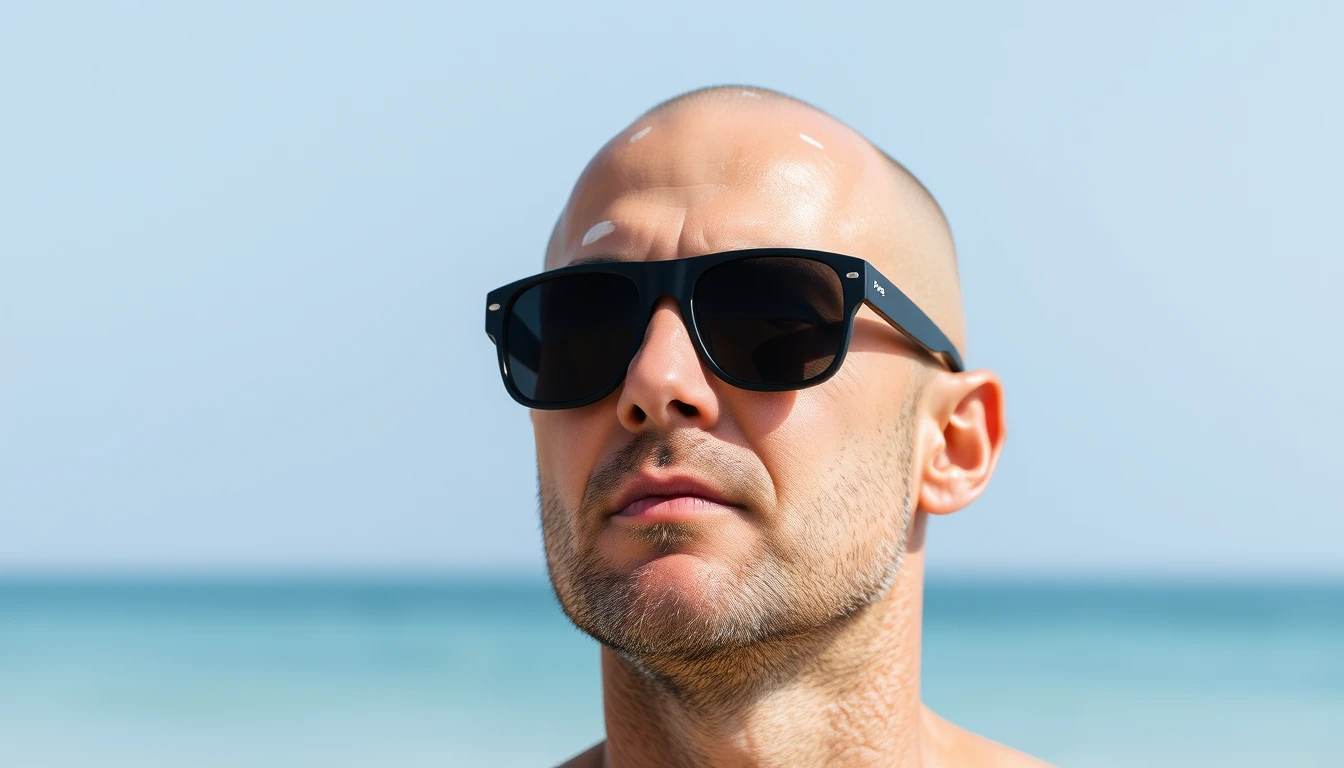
[616,298,721,433]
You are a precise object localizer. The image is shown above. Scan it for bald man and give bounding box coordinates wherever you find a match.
[483,86,1047,767]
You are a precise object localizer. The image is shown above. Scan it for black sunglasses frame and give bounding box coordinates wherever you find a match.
[485,248,964,410]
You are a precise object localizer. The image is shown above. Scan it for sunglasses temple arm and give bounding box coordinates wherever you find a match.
[863,266,965,373]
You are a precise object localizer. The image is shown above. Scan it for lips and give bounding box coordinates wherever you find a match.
[608,473,738,522]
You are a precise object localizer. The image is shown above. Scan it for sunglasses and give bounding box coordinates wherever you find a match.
[484,248,964,410]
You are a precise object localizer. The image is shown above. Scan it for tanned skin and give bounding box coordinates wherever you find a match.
[528,87,1047,768]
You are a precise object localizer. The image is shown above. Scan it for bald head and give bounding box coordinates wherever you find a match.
[546,84,966,351]
[645,86,952,234]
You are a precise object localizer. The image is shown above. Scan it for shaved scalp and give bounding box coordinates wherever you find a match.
[552,84,958,276]
[547,82,968,352]
[644,85,953,248]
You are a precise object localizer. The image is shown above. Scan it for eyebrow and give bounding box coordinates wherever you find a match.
[565,253,624,266]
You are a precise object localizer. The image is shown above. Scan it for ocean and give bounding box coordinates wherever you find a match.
[0,578,1339,767]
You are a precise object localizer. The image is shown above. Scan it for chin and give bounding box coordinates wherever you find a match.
[564,549,788,657]
[629,551,722,605]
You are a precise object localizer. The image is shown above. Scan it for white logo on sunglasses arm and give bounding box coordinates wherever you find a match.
[874,281,886,296]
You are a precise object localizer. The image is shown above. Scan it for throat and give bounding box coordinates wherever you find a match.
[598,581,926,768]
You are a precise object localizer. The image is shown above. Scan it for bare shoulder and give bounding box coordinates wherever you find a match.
[555,742,604,768]
[921,706,1055,768]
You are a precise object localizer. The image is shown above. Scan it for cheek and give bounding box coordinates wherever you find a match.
[725,362,902,527]
[533,408,611,505]
[725,386,863,513]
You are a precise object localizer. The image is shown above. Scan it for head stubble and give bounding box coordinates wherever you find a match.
[539,379,926,671]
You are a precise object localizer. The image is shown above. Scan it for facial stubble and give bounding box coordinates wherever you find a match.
[539,391,921,663]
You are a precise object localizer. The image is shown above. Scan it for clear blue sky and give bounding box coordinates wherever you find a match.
[2,1,1340,576]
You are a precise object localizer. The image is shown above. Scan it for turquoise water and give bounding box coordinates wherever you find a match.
[1,579,1340,767]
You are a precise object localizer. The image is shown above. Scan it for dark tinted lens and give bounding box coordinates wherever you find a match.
[505,273,641,404]
[694,257,847,386]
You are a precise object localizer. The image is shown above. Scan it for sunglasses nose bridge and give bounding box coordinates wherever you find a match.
[635,258,698,331]
[641,258,692,302]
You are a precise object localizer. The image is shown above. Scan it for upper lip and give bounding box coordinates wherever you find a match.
[607,472,735,517]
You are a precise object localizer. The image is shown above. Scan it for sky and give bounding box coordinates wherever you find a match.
[1,1,1340,577]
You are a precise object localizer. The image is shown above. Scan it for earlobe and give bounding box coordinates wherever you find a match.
[917,370,1006,515]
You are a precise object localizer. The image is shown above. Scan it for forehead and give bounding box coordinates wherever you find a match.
[548,105,881,270]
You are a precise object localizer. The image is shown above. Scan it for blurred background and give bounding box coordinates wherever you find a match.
[2,1,1341,766]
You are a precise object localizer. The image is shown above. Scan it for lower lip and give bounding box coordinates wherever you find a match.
[611,496,737,525]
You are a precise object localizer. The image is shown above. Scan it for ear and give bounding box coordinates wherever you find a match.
[917,369,1006,515]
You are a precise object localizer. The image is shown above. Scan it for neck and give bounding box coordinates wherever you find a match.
[599,515,930,768]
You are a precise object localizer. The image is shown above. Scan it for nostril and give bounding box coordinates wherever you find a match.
[672,400,699,418]
[630,405,647,424]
